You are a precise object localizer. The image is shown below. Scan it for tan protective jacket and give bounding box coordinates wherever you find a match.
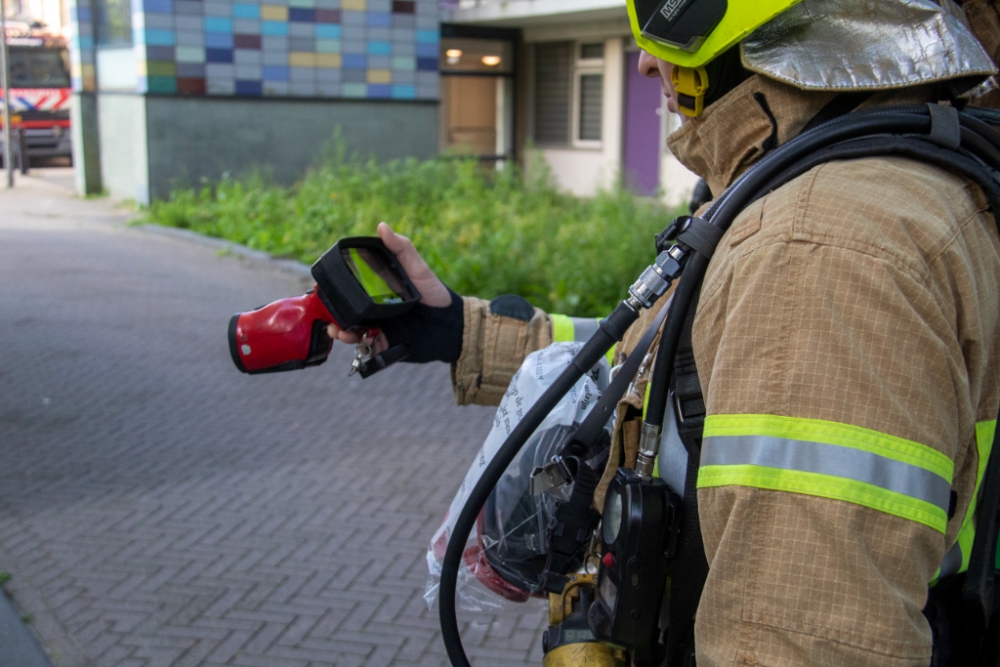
[452,75,1000,666]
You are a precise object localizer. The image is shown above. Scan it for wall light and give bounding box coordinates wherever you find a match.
[481,55,502,66]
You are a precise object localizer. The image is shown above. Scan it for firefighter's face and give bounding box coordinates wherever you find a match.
[638,50,682,120]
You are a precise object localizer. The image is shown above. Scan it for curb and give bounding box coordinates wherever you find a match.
[0,588,54,667]
[135,224,314,281]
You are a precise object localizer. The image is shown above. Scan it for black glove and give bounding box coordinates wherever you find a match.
[380,287,464,364]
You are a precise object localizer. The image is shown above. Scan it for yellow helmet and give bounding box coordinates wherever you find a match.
[627,0,804,69]
[627,0,804,116]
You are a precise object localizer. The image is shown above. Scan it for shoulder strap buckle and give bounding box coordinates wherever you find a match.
[656,215,725,259]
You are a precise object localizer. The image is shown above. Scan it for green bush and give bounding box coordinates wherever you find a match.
[145,152,685,317]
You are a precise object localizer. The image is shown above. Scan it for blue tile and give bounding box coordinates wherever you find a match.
[177,62,206,76]
[367,11,390,26]
[236,80,263,95]
[415,29,437,43]
[144,0,173,13]
[143,29,176,46]
[73,35,94,50]
[147,45,175,60]
[289,7,316,21]
[391,84,415,99]
[415,42,436,57]
[262,65,290,80]
[205,32,234,47]
[206,48,234,62]
[233,3,260,18]
[368,83,391,97]
[74,6,92,22]
[205,17,233,32]
[342,53,366,68]
[261,21,289,35]
[416,56,436,71]
[367,41,390,55]
[315,23,340,38]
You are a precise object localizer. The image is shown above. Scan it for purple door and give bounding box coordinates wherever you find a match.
[623,51,662,196]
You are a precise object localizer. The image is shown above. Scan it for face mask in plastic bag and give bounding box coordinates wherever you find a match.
[425,342,611,612]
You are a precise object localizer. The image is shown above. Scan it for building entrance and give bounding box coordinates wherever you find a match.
[439,34,515,161]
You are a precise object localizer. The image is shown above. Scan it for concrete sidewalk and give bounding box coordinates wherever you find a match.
[0,171,547,667]
[0,586,54,667]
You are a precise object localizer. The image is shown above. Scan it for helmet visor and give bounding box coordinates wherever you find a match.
[628,0,803,68]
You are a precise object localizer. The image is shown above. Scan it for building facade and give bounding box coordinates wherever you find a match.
[62,0,696,204]
[67,0,441,201]
[440,0,697,205]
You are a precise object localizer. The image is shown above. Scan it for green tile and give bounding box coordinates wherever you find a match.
[147,76,178,93]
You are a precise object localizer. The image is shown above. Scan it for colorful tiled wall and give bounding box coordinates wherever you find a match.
[68,0,440,99]
[68,0,96,91]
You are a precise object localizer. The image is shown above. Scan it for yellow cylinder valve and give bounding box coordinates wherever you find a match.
[542,641,624,667]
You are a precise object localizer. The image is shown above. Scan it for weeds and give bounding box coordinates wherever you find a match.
[146,153,684,316]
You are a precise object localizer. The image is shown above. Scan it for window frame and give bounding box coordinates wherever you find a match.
[571,41,604,149]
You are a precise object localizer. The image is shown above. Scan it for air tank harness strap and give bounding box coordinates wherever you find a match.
[656,215,725,258]
[535,304,672,595]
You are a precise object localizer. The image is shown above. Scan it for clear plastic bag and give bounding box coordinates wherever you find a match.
[425,342,610,611]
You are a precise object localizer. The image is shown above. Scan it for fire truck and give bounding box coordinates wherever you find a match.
[1,25,71,166]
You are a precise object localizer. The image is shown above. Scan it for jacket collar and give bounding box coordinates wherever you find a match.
[666,75,836,197]
[666,74,940,197]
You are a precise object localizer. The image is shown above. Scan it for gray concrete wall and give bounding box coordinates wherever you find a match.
[143,96,440,201]
[97,93,150,204]
[71,93,103,196]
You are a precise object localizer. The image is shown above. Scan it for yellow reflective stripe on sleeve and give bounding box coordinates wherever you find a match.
[552,314,614,364]
[938,419,996,579]
[698,414,955,533]
[551,314,574,343]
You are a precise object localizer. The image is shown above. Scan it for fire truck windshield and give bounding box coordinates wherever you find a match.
[9,47,70,89]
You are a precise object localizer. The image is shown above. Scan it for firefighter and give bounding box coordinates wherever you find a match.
[332,1,1000,664]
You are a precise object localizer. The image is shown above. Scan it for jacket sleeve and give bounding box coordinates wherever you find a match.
[689,160,1000,667]
[451,296,555,406]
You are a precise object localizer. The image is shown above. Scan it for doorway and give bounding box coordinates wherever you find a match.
[439,34,515,161]
[623,50,662,196]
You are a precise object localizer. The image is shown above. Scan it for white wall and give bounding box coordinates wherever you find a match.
[97,93,150,204]
[659,101,699,208]
[530,146,607,196]
[96,47,138,92]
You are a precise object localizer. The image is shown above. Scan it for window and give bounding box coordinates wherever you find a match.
[577,73,603,142]
[96,0,133,46]
[533,41,572,145]
[9,47,70,88]
[573,43,604,145]
[532,40,605,147]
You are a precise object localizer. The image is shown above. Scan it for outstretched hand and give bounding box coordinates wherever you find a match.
[327,222,451,348]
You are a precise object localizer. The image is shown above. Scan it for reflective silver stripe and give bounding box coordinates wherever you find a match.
[701,435,952,513]
[570,317,600,342]
[939,541,963,578]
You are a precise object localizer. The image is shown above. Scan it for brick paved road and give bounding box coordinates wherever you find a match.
[0,173,547,667]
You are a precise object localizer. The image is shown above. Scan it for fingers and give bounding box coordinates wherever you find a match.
[377,222,452,308]
[327,323,361,344]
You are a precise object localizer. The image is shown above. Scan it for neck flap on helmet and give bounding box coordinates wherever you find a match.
[740,0,997,95]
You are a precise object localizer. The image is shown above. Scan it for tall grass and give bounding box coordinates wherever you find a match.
[146,151,684,317]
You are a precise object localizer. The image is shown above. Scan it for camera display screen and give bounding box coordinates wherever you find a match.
[341,247,415,304]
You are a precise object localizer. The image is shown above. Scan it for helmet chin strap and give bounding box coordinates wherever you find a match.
[672,65,710,117]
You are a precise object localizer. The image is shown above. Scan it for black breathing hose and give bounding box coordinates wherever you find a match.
[438,103,1000,667]
[438,302,640,667]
